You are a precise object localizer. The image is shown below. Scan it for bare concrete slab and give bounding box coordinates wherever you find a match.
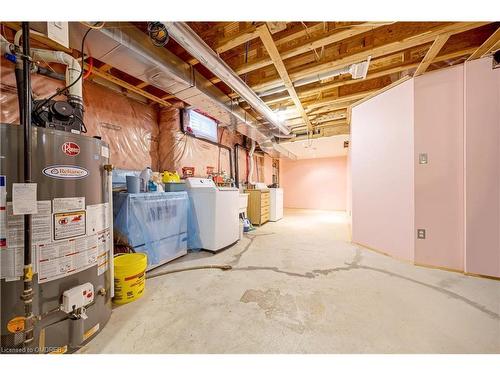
[80,209,500,354]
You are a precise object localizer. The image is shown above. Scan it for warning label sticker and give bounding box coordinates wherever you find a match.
[37,234,98,283]
[54,211,86,241]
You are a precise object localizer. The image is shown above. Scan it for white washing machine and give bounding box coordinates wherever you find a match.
[269,188,284,221]
[185,178,239,252]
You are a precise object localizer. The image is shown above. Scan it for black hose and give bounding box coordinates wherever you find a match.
[14,66,24,124]
[146,264,232,280]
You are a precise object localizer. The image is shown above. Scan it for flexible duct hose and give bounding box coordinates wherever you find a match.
[248,139,256,185]
[146,264,232,279]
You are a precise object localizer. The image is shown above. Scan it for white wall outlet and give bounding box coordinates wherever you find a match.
[417,229,426,239]
[419,153,428,164]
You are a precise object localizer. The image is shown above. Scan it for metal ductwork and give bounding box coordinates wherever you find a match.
[161,22,290,136]
[67,23,296,159]
[257,57,372,98]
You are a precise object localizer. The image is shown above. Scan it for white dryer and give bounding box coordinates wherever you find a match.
[254,183,284,222]
[185,178,239,252]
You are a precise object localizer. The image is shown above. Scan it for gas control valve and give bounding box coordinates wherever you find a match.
[61,282,94,314]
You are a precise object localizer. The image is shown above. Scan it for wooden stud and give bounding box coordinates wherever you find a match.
[467,26,500,60]
[414,33,451,76]
[257,24,314,131]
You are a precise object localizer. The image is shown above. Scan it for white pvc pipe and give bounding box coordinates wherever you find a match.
[31,49,82,99]
[0,34,13,55]
[14,29,22,47]
[9,30,83,100]
[248,140,256,185]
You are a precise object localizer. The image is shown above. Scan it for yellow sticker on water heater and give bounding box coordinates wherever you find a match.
[48,345,68,354]
[83,323,100,341]
[7,316,25,333]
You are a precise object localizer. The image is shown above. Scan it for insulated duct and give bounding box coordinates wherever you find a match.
[162,22,290,136]
[257,57,372,98]
[248,139,256,185]
[68,23,296,159]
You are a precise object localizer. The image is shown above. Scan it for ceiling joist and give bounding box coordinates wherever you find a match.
[251,22,489,93]
[257,24,314,131]
[467,26,500,60]
[414,33,451,76]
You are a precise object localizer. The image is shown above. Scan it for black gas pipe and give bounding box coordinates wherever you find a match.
[20,21,35,348]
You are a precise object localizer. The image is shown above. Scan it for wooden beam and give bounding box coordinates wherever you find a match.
[88,65,171,107]
[235,22,390,76]
[352,75,411,108]
[266,22,287,34]
[99,64,112,72]
[214,23,263,54]
[304,89,377,110]
[135,81,149,89]
[251,22,488,93]
[414,33,451,76]
[257,24,314,131]
[467,27,500,60]
[260,46,478,105]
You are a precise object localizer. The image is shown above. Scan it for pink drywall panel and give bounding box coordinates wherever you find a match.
[414,65,465,271]
[280,156,347,210]
[351,79,415,260]
[464,58,500,278]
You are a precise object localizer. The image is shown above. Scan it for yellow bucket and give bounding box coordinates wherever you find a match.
[113,253,147,305]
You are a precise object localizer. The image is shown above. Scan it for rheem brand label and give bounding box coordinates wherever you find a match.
[62,142,80,156]
[42,165,89,180]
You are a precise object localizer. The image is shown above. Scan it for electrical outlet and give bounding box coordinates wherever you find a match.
[417,229,426,239]
[419,153,428,164]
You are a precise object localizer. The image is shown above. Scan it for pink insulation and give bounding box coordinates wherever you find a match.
[1,59,158,170]
[158,107,245,179]
[1,56,272,183]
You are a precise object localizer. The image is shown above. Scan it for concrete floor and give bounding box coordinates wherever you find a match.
[81,209,500,354]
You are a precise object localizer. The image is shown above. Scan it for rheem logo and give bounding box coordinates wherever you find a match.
[62,142,80,156]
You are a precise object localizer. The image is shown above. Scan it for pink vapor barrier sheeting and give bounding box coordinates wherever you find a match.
[1,58,159,170]
[1,56,273,183]
[158,107,246,179]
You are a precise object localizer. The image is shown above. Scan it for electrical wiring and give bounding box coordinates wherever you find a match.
[79,21,105,30]
[83,56,93,79]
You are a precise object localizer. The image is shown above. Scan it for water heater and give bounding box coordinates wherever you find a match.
[0,123,113,353]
